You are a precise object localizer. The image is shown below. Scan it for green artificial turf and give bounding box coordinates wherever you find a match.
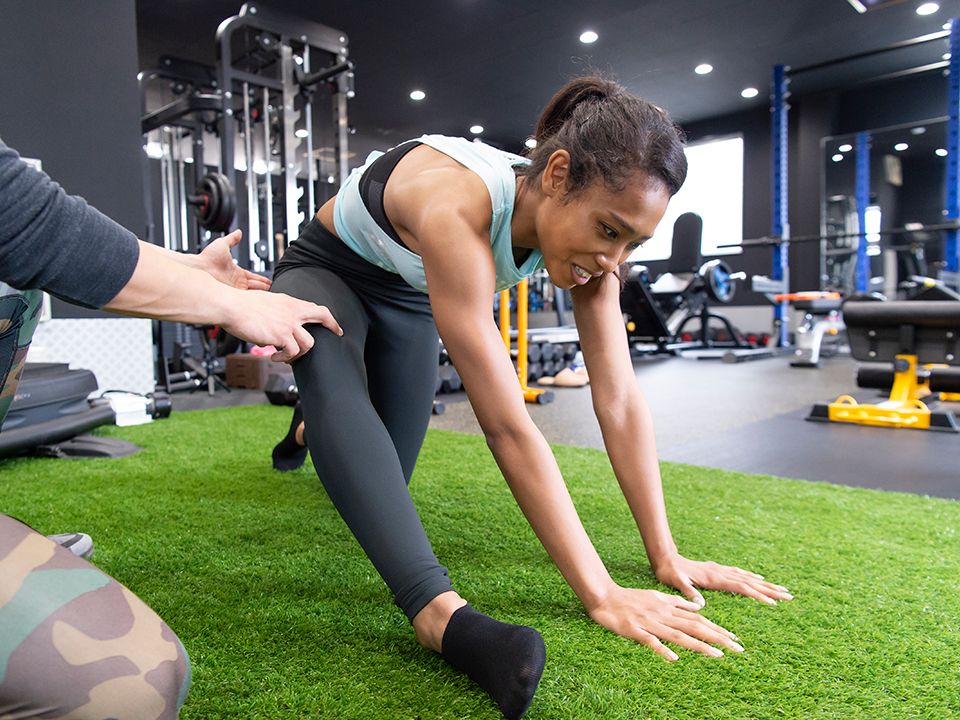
[2,404,958,719]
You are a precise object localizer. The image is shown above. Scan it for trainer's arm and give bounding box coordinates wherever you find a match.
[151,230,272,292]
[105,240,341,362]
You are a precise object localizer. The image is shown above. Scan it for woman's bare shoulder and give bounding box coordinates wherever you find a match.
[386,145,493,242]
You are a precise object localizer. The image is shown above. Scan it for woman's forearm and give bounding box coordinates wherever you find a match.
[486,421,617,611]
[594,386,678,570]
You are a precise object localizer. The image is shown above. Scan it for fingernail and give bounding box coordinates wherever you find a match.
[782,593,794,600]
[667,650,679,662]
[730,642,744,653]
[707,647,724,658]
[764,597,778,606]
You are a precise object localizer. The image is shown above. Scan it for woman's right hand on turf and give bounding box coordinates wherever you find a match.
[586,584,744,661]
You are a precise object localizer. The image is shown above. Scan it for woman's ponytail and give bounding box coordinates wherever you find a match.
[534,77,616,145]
[521,76,687,198]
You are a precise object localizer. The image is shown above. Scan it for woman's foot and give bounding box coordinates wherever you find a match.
[414,593,545,720]
[441,605,546,720]
[272,402,308,471]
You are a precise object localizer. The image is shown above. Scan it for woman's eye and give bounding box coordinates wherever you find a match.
[603,224,618,239]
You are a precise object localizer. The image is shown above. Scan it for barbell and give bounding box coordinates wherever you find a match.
[717,221,960,249]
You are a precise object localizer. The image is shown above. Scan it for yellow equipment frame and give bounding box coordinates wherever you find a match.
[825,355,935,429]
[500,278,552,404]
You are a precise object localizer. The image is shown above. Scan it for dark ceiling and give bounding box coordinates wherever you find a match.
[137,0,960,153]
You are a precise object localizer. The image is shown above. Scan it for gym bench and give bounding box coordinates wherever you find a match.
[808,300,960,432]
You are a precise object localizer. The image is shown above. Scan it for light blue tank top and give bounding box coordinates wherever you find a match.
[333,134,544,294]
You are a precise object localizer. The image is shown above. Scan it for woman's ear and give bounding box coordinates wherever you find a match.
[541,150,571,198]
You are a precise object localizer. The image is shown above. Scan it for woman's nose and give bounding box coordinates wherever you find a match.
[596,252,619,273]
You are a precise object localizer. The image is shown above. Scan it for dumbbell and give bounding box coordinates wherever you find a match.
[438,363,462,393]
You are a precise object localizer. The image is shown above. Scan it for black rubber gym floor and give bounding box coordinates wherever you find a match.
[430,353,960,502]
[658,397,960,500]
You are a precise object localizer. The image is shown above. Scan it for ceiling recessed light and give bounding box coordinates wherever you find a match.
[911,126,927,135]
[295,128,309,138]
[832,154,844,162]
[695,63,713,75]
[410,90,425,101]
[839,143,853,152]
[525,138,537,149]
[894,142,909,151]
[579,30,598,44]
[470,125,484,135]
[741,87,759,98]
[917,2,939,15]
[936,148,948,156]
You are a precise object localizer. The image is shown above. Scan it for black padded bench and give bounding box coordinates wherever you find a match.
[808,300,960,432]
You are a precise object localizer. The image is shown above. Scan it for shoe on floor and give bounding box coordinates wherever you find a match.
[47,532,95,559]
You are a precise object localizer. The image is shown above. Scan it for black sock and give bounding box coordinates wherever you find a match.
[441,604,546,720]
[272,402,308,472]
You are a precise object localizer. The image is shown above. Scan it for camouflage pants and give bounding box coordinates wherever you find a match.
[0,286,191,718]
[0,515,191,719]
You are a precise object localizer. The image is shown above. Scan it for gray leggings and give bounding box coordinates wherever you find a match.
[272,218,453,621]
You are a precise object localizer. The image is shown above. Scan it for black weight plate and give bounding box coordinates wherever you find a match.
[193,173,236,232]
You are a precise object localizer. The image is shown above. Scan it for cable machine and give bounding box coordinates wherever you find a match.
[141,3,354,272]
[140,3,354,393]
[216,3,354,271]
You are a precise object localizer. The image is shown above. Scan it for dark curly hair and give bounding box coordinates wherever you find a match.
[518,77,687,199]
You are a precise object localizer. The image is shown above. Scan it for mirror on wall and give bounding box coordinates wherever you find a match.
[820,118,948,296]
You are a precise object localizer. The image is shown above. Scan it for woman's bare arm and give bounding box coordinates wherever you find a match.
[571,273,792,607]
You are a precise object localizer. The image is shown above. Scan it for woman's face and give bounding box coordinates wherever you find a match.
[534,164,672,290]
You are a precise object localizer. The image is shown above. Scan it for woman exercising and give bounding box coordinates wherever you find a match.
[270,77,791,719]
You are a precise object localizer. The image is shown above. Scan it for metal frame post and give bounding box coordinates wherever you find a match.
[280,42,305,244]
[944,18,960,288]
[855,131,871,293]
[771,65,791,346]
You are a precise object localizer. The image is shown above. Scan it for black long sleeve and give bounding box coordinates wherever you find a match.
[0,137,139,309]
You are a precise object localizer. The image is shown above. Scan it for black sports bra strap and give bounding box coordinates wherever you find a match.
[358,141,422,251]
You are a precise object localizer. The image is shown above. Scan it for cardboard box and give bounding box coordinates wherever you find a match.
[225,354,292,390]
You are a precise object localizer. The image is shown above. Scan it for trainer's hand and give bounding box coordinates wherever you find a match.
[222,289,342,362]
[653,554,793,608]
[588,584,743,661]
[196,230,272,291]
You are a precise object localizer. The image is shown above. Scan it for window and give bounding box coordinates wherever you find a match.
[629,135,744,262]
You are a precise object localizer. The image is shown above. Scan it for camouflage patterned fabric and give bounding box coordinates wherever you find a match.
[0,283,42,427]
[0,514,191,719]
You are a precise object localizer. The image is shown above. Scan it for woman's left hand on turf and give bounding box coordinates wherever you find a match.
[653,554,793,607]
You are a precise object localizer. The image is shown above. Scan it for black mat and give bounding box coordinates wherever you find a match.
[659,398,960,500]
